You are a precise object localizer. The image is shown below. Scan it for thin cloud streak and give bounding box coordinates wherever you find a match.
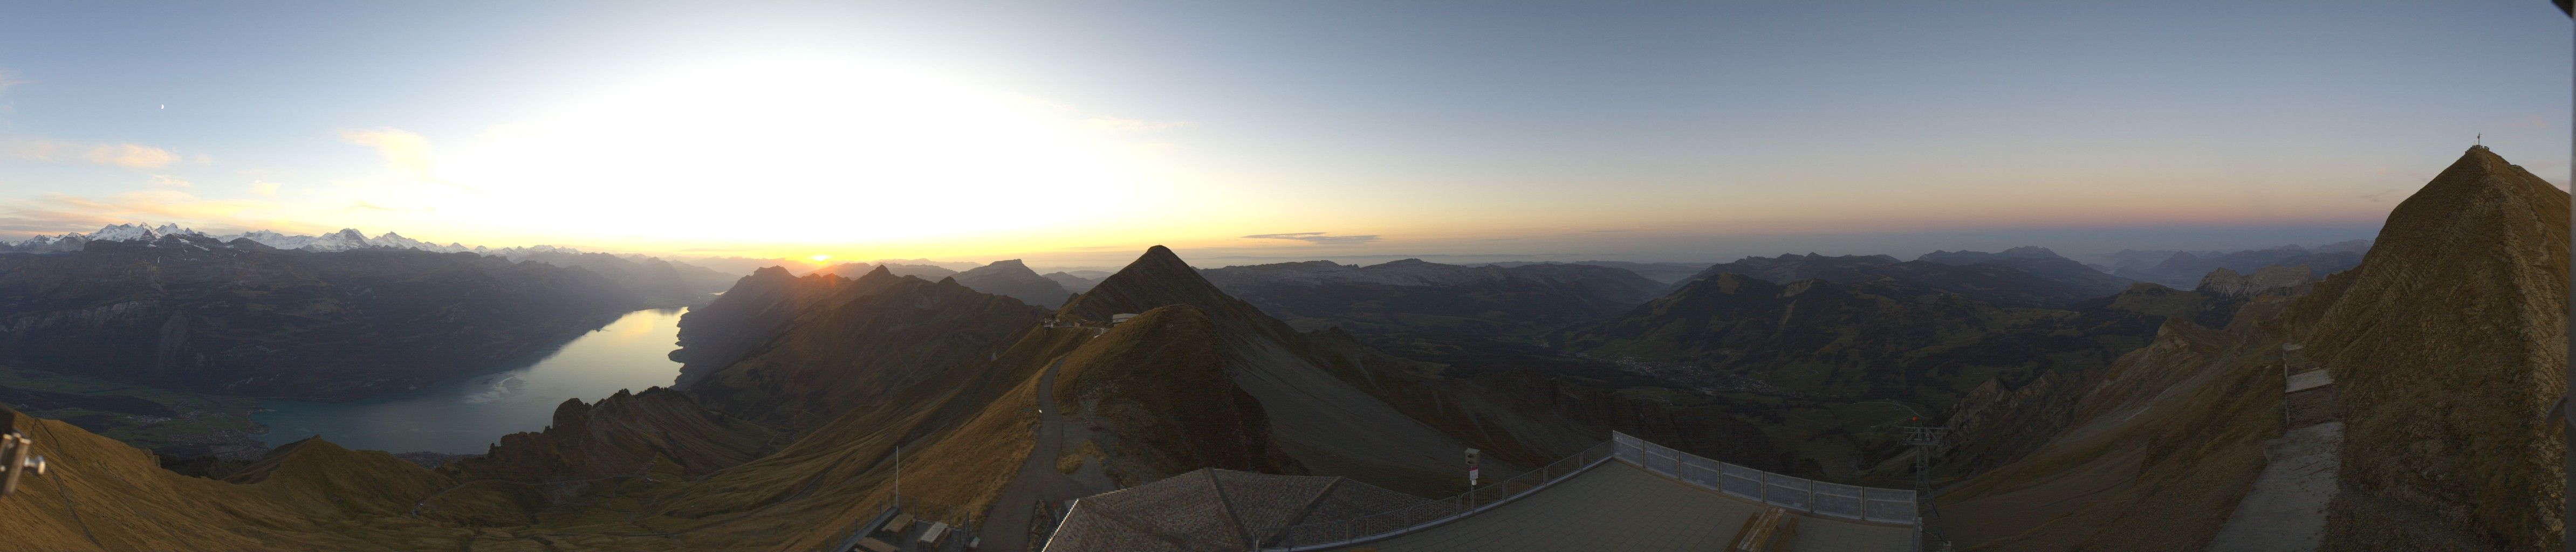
[1242,232,1381,245]
[3,139,181,168]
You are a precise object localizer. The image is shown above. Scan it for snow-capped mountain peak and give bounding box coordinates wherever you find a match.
[1,223,483,254]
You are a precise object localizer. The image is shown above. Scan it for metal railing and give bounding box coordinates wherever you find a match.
[819,496,985,552]
[1261,440,1618,550]
[1612,432,1919,525]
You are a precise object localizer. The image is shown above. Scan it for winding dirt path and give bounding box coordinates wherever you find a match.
[978,356,1094,552]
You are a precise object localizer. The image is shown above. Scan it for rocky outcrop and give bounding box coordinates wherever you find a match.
[448,387,776,484]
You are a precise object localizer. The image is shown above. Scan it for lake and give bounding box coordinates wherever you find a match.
[251,307,690,453]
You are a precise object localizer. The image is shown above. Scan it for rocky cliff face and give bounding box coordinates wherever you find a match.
[2304,146,2566,551]
[0,236,647,400]
[449,388,775,484]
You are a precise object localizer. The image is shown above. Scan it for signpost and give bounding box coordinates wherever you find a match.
[1465,448,1480,487]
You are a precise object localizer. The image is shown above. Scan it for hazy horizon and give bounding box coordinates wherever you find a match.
[1,2,2564,266]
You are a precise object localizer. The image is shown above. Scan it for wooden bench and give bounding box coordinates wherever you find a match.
[879,513,914,536]
[852,537,897,552]
[917,521,951,547]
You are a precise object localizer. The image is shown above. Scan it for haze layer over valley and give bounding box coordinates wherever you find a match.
[0,3,2565,551]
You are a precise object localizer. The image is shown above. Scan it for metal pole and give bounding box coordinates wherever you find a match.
[894,445,901,512]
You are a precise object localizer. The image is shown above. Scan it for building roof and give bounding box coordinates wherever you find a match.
[1042,468,1429,552]
[1337,461,1915,551]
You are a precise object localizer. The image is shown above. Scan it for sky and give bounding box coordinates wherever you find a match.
[0,2,2566,268]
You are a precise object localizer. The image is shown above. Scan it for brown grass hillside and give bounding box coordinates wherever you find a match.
[0,406,469,551]
[1936,146,2567,551]
[1053,305,1301,478]
[2306,146,2567,551]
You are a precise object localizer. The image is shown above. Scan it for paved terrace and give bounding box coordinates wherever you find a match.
[1040,432,1920,552]
[1338,461,1915,552]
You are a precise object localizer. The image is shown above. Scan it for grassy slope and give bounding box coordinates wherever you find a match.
[0,406,469,551]
[0,364,259,452]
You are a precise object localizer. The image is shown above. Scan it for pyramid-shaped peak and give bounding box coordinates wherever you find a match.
[962,259,1038,275]
[1116,245,1194,275]
[1064,246,1230,318]
[2394,146,2565,220]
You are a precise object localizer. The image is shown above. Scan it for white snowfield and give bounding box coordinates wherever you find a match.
[1,223,582,258]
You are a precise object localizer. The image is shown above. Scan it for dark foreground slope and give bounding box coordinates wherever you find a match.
[1936,146,2565,551]
[0,406,465,551]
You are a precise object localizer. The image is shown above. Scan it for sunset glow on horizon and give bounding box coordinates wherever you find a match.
[0,2,2565,267]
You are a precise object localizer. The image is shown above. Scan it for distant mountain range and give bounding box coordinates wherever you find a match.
[811,259,1077,306]
[1667,247,2134,308]
[1198,258,1664,337]
[2,224,737,305]
[8,223,485,254]
[1484,260,1710,284]
[2088,240,2371,288]
[0,233,658,399]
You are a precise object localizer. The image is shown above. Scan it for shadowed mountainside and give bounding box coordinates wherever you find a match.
[949,259,1075,307]
[686,270,1050,431]
[1935,146,2565,551]
[0,236,648,400]
[665,266,857,389]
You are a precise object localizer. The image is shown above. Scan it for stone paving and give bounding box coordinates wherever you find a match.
[1346,462,1914,552]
